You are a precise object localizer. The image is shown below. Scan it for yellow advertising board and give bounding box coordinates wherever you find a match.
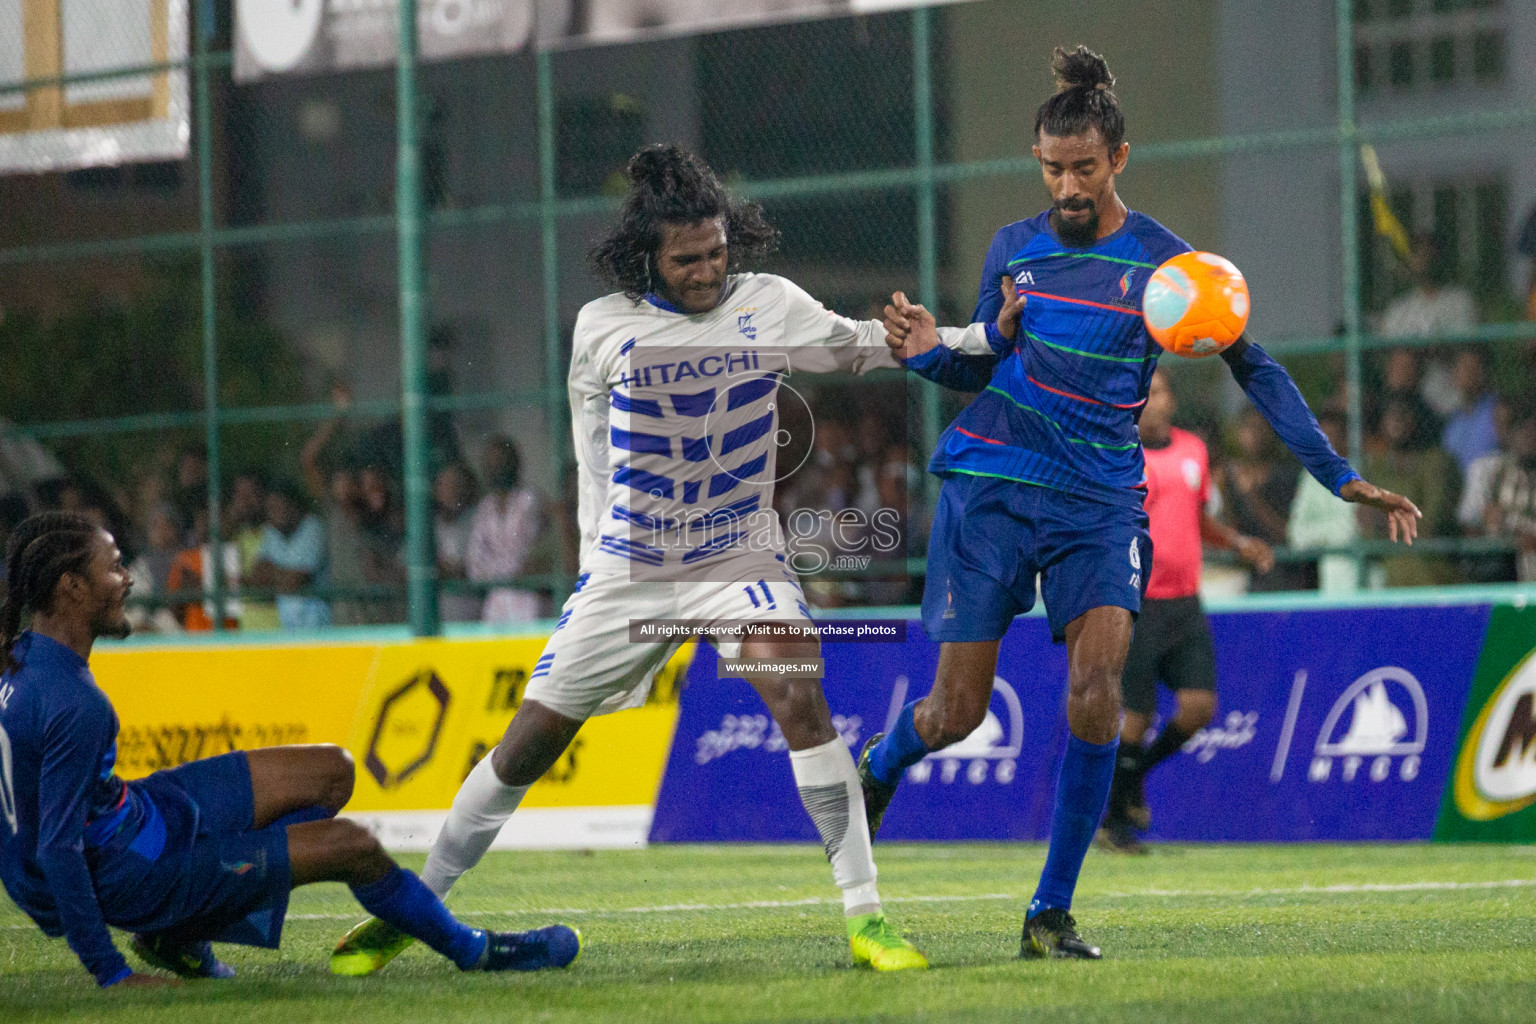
[91,635,692,828]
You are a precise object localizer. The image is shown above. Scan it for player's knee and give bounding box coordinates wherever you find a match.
[328,818,389,875]
[490,735,563,788]
[1068,662,1123,720]
[315,744,356,812]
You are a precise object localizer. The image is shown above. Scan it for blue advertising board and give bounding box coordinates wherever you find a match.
[648,604,1491,843]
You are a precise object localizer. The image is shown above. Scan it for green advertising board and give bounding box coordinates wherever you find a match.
[1435,605,1536,842]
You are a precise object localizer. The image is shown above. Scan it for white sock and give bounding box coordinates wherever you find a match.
[419,754,529,898]
[788,737,881,917]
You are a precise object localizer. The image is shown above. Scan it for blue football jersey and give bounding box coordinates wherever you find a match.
[928,210,1190,508]
[906,209,1359,509]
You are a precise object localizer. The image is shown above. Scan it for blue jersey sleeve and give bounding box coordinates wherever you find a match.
[971,228,1019,354]
[36,698,131,986]
[902,224,1033,391]
[1221,338,1361,495]
[901,344,997,392]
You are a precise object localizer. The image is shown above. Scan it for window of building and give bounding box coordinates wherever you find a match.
[1352,0,1505,95]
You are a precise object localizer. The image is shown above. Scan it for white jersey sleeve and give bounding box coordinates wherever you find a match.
[777,278,902,375]
[935,322,994,355]
[567,306,613,567]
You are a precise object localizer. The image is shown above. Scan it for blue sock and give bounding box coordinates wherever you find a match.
[1029,733,1119,918]
[350,866,487,970]
[868,702,932,786]
[269,804,333,829]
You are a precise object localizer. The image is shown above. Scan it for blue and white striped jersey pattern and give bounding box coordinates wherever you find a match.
[568,273,898,574]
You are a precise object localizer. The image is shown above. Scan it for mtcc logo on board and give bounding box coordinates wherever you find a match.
[1308,666,1427,784]
[885,674,1023,786]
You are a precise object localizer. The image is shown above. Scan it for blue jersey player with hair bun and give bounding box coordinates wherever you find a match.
[0,512,579,989]
[858,45,1423,960]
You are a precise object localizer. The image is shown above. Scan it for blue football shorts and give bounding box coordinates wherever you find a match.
[95,751,293,949]
[921,471,1152,643]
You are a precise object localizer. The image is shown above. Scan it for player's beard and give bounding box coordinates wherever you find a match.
[1051,200,1099,247]
[94,597,133,641]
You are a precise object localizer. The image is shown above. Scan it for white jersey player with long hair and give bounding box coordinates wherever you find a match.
[331,145,927,974]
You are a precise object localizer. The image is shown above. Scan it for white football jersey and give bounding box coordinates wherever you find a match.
[568,273,899,576]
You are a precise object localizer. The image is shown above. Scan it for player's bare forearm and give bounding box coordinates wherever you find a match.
[1339,478,1422,545]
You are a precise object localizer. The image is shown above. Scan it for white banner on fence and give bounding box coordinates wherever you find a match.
[0,0,189,176]
[234,0,967,82]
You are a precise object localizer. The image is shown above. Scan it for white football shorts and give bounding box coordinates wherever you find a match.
[521,550,813,721]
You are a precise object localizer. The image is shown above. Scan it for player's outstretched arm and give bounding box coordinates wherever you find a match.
[1218,334,1421,545]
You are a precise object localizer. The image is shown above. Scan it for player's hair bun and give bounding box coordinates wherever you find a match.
[625,144,691,191]
[1052,45,1115,94]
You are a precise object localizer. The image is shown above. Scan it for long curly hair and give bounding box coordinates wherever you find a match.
[1035,46,1125,150]
[588,145,780,300]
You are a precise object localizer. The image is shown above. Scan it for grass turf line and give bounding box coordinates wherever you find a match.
[3,843,1535,1023]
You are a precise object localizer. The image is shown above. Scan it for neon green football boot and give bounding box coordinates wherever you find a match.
[330,916,416,976]
[847,911,928,972]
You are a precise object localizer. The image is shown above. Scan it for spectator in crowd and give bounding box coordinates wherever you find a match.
[124,502,185,633]
[862,445,925,606]
[224,471,278,629]
[1361,398,1458,588]
[323,468,371,627]
[356,464,407,623]
[467,436,545,623]
[1441,349,1501,475]
[224,471,268,569]
[1484,414,1536,583]
[301,388,373,626]
[127,459,172,552]
[1287,412,1361,593]
[165,507,242,631]
[250,479,330,629]
[1218,408,1302,591]
[1377,233,1476,419]
[781,416,858,518]
[1371,348,1442,450]
[128,502,181,597]
[170,444,210,528]
[778,416,862,608]
[53,481,105,528]
[1456,398,1518,584]
[853,410,894,515]
[434,462,482,623]
[1458,398,1514,533]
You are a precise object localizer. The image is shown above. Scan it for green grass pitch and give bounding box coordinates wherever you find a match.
[4,843,1535,1023]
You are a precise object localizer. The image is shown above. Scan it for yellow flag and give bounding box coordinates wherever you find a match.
[1361,145,1413,263]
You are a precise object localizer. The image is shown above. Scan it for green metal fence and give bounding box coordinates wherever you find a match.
[1,0,1533,637]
